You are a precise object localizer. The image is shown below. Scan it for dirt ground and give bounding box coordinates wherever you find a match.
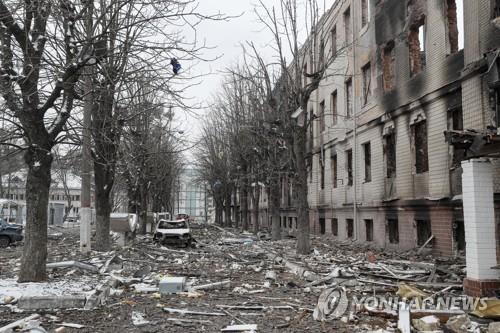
[0,225,468,332]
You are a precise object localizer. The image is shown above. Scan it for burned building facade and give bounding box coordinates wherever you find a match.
[270,0,500,277]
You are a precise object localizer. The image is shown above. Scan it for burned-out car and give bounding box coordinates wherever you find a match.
[0,218,23,247]
[153,219,192,247]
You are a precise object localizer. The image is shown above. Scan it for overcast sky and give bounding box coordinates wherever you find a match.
[176,0,336,139]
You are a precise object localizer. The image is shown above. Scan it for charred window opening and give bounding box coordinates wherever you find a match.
[448,107,466,167]
[319,100,325,132]
[362,62,372,105]
[319,218,326,234]
[413,120,429,174]
[320,150,325,190]
[346,149,353,186]
[347,218,354,238]
[332,218,338,236]
[408,21,426,76]
[344,7,352,46]
[494,0,500,18]
[382,42,395,92]
[492,86,500,128]
[331,153,338,188]
[361,0,369,27]
[453,220,465,252]
[387,218,399,244]
[331,26,337,57]
[365,219,373,241]
[385,131,397,178]
[345,78,353,118]
[363,142,371,182]
[416,219,432,246]
[446,0,463,53]
[331,91,338,125]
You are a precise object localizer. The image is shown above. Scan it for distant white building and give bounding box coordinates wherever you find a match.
[174,168,212,222]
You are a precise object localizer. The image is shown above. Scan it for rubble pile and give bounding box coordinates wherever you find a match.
[0,226,498,332]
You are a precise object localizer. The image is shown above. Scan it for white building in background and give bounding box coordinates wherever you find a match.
[174,168,212,222]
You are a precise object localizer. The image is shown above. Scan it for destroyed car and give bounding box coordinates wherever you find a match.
[0,218,23,247]
[154,219,192,247]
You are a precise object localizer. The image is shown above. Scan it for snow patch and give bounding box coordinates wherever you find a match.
[0,276,98,299]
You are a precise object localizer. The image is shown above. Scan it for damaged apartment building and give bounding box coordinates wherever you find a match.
[257,0,500,294]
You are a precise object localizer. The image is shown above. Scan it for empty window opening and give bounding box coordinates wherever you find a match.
[320,151,325,190]
[345,78,353,118]
[319,38,325,64]
[413,120,429,173]
[365,219,373,241]
[387,218,399,244]
[416,219,432,246]
[493,86,500,128]
[331,91,338,125]
[493,0,500,18]
[363,142,372,182]
[361,0,369,27]
[409,22,426,76]
[295,218,298,229]
[344,7,352,45]
[448,108,466,167]
[446,0,464,53]
[362,62,372,105]
[331,153,338,188]
[453,220,465,252]
[346,149,353,186]
[385,132,397,178]
[347,218,354,238]
[332,218,338,236]
[382,43,395,92]
[319,100,326,132]
[319,218,326,234]
[331,26,337,57]
[289,217,293,229]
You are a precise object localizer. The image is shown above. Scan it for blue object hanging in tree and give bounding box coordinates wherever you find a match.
[171,58,181,74]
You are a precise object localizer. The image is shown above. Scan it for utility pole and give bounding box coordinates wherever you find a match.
[80,2,93,253]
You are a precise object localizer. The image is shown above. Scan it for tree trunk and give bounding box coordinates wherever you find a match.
[294,124,310,254]
[225,191,232,227]
[18,148,53,282]
[270,180,281,241]
[252,184,260,234]
[232,188,239,229]
[240,186,248,231]
[94,161,112,252]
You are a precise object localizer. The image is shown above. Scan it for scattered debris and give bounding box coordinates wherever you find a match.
[131,311,150,327]
[163,307,226,316]
[0,314,41,333]
[221,324,258,332]
[159,277,186,294]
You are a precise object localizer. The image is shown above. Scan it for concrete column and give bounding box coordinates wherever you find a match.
[462,158,500,296]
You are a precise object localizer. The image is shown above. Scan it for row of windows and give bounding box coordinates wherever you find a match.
[317,119,432,189]
[50,194,80,202]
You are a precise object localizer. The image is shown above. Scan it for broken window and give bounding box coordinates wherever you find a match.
[320,150,325,190]
[363,142,371,182]
[361,0,369,27]
[382,43,395,92]
[345,78,353,118]
[494,0,500,18]
[362,62,372,105]
[416,219,432,246]
[385,132,397,178]
[346,149,353,186]
[344,7,352,46]
[365,219,373,241]
[331,26,337,57]
[446,0,463,53]
[331,153,338,188]
[319,100,325,132]
[347,218,354,238]
[319,218,326,234]
[408,21,426,76]
[448,108,466,167]
[331,91,338,125]
[413,120,429,174]
[387,218,399,244]
[332,218,338,236]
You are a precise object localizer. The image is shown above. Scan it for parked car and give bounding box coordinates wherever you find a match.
[0,218,23,247]
[153,219,192,247]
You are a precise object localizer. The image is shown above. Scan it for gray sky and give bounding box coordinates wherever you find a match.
[176,0,336,138]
